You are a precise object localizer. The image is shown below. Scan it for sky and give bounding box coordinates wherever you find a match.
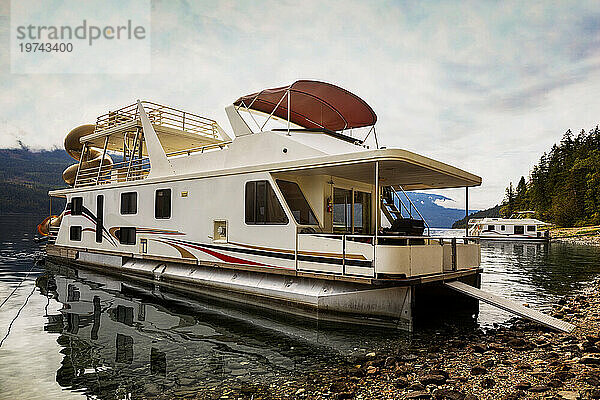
[1,0,599,210]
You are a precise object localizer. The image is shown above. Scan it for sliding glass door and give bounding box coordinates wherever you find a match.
[332,187,372,234]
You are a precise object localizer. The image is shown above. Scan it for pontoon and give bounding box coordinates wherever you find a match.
[40,80,483,331]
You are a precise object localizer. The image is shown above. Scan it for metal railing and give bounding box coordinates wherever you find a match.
[94,101,222,139]
[296,231,479,277]
[392,186,431,235]
[75,157,151,187]
[70,101,230,188]
[73,143,233,187]
[165,142,231,158]
[298,232,478,245]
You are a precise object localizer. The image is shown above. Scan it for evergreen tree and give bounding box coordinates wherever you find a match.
[499,124,600,226]
[500,182,515,217]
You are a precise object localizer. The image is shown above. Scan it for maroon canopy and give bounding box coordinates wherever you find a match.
[233,80,377,131]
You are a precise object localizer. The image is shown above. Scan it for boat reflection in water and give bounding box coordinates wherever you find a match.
[36,261,414,399]
[482,240,549,257]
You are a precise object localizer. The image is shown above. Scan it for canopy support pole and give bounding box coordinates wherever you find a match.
[465,187,469,237]
[374,161,379,278]
[260,90,288,131]
[287,89,291,136]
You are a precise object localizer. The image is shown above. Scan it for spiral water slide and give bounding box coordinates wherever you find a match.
[37,124,113,236]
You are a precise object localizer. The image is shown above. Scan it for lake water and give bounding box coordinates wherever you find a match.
[1,216,599,399]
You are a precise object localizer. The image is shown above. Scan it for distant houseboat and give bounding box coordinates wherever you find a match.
[468,211,549,242]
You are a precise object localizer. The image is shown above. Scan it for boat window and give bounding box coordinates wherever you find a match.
[71,197,83,215]
[70,225,82,241]
[155,189,171,219]
[487,225,495,231]
[500,225,505,231]
[333,188,352,233]
[121,192,138,215]
[245,181,288,225]
[117,227,136,245]
[353,191,371,234]
[514,226,524,234]
[275,180,318,225]
[96,195,104,243]
[527,225,536,232]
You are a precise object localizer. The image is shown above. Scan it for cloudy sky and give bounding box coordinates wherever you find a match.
[1,0,599,209]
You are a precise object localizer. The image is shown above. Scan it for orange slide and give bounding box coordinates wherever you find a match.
[37,124,113,236]
[62,124,113,186]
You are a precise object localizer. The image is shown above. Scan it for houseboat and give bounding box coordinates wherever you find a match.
[468,212,550,242]
[39,80,482,331]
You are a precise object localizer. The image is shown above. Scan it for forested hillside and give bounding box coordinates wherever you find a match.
[500,126,600,227]
[0,147,71,215]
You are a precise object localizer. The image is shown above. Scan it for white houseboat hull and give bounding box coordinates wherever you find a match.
[472,234,549,242]
[47,247,481,331]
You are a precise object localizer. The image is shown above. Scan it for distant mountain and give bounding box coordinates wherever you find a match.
[451,204,502,229]
[0,147,72,215]
[405,192,479,229]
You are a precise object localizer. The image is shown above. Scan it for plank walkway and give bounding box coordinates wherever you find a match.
[444,281,575,333]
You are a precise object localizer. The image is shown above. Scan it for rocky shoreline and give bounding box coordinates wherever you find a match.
[186,283,600,400]
[551,226,600,246]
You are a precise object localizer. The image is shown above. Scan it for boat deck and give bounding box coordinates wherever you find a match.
[46,242,481,286]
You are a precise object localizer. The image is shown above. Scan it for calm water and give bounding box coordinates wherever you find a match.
[1,216,600,399]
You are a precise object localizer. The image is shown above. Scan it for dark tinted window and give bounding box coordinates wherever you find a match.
[121,192,137,215]
[487,225,495,230]
[70,225,82,241]
[527,225,536,232]
[96,195,104,243]
[155,189,171,219]
[514,225,524,234]
[500,225,505,230]
[276,180,318,225]
[245,181,288,225]
[117,227,136,245]
[71,197,83,215]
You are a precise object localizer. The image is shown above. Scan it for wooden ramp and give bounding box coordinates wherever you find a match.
[444,281,575,333]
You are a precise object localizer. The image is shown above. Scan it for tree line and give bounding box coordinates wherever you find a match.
[500,125,600,227]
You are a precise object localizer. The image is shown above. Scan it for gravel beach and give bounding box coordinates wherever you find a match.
[551,227,600,246]
[179,283,600,400]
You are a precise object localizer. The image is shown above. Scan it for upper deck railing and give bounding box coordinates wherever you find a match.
[94,101,221,139]
[72,101,228,188]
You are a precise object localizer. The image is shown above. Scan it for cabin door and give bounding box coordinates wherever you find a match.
[327,187,374,278]
[333,188,352,233]
[332,187,372,234]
